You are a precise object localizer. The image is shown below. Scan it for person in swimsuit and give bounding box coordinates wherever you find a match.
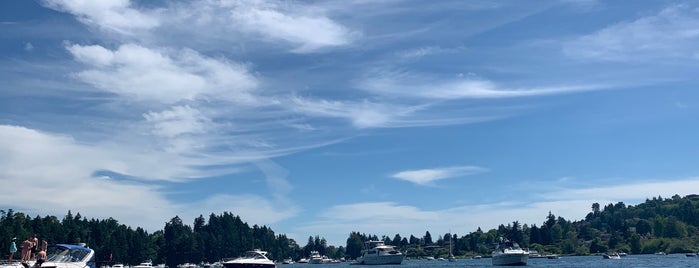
[30,235,38,261]
[21,237,32,262]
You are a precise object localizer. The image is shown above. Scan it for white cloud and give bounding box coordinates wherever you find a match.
[0,124,303,231]
[229,1,356,53]
[564,4,699,62]
[143,105,212,138]
[289,96,420,129]
[42,0,158,34]
[0,125,176,231]
[390,166,488,186]
[67,43,258,104]
[358,70,606,100]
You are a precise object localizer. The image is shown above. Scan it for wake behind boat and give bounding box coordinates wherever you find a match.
[221,249,275,268]
[354,241,404,265]
[491,239,528,266]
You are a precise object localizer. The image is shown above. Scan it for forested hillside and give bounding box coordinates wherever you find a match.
[2,194,698,265]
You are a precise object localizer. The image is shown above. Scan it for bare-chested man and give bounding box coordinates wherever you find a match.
[21,237,32,262]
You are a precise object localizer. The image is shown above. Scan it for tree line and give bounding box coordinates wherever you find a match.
[2,194,699,265]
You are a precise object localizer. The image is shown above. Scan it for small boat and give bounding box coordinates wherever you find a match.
[655,252,667,255]
[472,255,482,259]
[354,240,404,265]
[602,253,621,259]
[113,264,125,268]
[686,253,698,257]
[546,254,560,259]
[297,258,308,263]
[133,261,153,268]
[221,249,276,268]
[448,241,456,262]
[491,239,528,266]
[281,258,293,264]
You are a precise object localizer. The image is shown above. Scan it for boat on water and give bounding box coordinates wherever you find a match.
[686,253,698,257]
[0,243,95,268]
[354,241,404,265]
[221,249,275,268]
[602,253,621,259]
[448,240,456,262]
[112,264,125,268]
[133,261,154,268]
[491,239,528,266]
[296,258,308,264]
[281,258,293,264]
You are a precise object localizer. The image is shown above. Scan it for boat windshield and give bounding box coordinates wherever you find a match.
[46,245,90,262]
[242,251,266,259]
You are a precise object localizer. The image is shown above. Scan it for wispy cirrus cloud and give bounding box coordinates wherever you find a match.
[564,4,699,62]
[358,70,607,100]
[390,166,488,186]
[41,0,159,34]
[227,0,357,53]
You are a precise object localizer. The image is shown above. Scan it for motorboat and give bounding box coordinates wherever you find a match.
[491,239,528,266]
[133,261,153,268]
[308,251,323,264]
[354,241,404,265]
[112,264,125,268]
[221,249,275,268]
[296,258,308,264]
[602,253,621,259]
[0,244,95,268]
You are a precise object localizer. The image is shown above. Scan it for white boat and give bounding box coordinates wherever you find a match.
[491,239,528,266]
[602,253,621,259]
[112,264,125,268]
[307,251,332,264]
[221,249,276,268]
[448,241,456,262]
[297,258,308,264]
[354,240,404,265]
[0,244,95,268]
[133,261,153,268]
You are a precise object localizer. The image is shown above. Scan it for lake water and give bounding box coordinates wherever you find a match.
[281,254,698,267]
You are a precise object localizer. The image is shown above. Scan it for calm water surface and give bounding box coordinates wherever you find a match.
[280,254,698,267]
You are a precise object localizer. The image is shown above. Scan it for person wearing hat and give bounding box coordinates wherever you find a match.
[8,237,17,264]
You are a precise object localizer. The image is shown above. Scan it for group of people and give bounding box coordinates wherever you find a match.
[8,234,48,265]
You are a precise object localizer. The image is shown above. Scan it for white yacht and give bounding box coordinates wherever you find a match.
[308,251,323,264]
[221,249,276,268]
[1,244,95,268]
[491,239,528,266]
[355,241,404,265]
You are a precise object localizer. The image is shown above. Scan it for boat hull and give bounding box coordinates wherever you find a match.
[357,255,404,265]
[492,253,528,266]
[221,264,275,268]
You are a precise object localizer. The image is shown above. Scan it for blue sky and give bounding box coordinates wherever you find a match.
[2,0,699,246]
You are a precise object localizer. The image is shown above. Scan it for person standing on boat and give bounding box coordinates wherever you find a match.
[21,237,32,262]
[30,235,38,260]
[8,237,18,264]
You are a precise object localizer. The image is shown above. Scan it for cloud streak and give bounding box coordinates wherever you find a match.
[390,166,488,186]
[564,4,699,62]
